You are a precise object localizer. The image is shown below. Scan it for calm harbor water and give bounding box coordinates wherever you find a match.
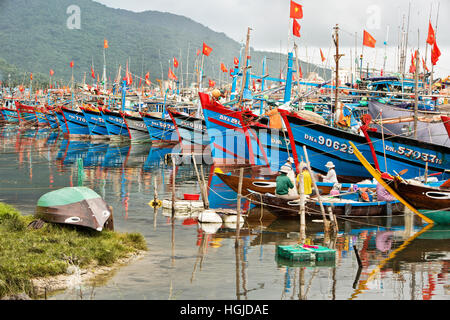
[0,125,448,300]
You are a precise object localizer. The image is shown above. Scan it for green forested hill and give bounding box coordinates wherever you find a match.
[0,0,329,88]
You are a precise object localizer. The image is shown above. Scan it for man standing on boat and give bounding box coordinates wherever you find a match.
[263,102,282,129]
[320,161,338,183]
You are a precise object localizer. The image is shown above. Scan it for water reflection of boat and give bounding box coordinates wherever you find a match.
[44,131,60,147]
[84,143,109,167]
[58,140,91,165]
[386,225,450,266]
[142,147,173,170]
[102,143,130,168]
[124,142,152,167]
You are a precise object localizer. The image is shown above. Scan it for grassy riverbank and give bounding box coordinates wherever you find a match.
[0,202,147,299]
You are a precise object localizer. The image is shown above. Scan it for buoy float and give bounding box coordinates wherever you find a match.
[198,209,222,223]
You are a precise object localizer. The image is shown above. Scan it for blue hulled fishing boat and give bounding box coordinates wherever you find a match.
[61,106,90,137]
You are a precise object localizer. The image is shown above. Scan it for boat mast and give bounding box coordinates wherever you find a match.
[333,24,344,121]
[238,27,252,106]
[429,3,440,96]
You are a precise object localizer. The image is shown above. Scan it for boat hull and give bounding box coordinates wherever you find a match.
[81,108,109,138]
[101,109,130,139]
[61,108,90,137]
[122,113,150,142]
[141,113,178,143]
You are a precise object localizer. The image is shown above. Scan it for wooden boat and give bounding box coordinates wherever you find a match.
[15,101,37,125]
[245,192,404,219]
[35,187,114,231]
[215,172,375,197]
[382,176,450,225]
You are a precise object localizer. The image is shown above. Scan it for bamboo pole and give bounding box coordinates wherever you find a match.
[171,158,176,219]
[192,153,209,209]
[298,170,306,243]
[199,163,210,209]
[302,146,330,233]
[235,168,244,247]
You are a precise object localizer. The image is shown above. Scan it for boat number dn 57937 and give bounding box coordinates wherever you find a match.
[385,145,442,164]
[304,134,354,155]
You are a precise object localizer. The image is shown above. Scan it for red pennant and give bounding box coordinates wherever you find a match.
[174,57,179,68]
[320,49,326,62]
[234,57,239,65]
[70,61,74,68]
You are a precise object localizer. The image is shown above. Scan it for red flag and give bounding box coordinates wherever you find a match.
[292,19,301,37]
[290,1,303,19]
[145,72,150,80]
[363,30,376,48]
[30,73,33,81]
[145,72,151,86]
[104,39,109,49]
[91,66,95,79]
[202,42,212,56]
[70,61,74,68]
[125,62,132,85]
[197,49,201,56]
[220,63,228,73]
[426,22,435,46]
[208,79,215,88]
[431,41,441,66]
[234,57,239,65]
[320,49,326,62]
[168,67,178,81]
[49,69,54,76]
[422,58,429,72]
[174,57,179,68]
[409,52,416,74]
[298,65,303,79]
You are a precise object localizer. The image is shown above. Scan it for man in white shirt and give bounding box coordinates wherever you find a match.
[320,161,338,183]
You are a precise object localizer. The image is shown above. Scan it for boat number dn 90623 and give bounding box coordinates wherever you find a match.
[304,134,354,155]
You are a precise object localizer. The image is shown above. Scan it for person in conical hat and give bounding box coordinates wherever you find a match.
[320,161,338,183]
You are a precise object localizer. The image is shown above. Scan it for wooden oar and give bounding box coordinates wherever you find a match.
[348,141,434,224]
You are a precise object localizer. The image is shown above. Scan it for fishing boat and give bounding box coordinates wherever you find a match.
[1,100,20,123]
[35,187,114,231]
[369,100,450,147]
[34,105,50,127]
[382,176,450,225]
[265,110,450,181]
[80,105,109,139]
[43,106,60,129]
[167,106,211,154]
[61,106,90,138]
[141,111,178,146]
[53,107,69,136]
[15,101,37,125]
[121,111,150,143]
[199,92,266,167]
[100,107,130,140]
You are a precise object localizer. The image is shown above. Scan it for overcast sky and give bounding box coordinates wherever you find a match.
[94,0,449,77]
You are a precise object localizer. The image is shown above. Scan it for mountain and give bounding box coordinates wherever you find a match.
[0,0,330,88]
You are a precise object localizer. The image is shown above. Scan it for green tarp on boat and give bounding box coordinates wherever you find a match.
[36,187,114,231]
